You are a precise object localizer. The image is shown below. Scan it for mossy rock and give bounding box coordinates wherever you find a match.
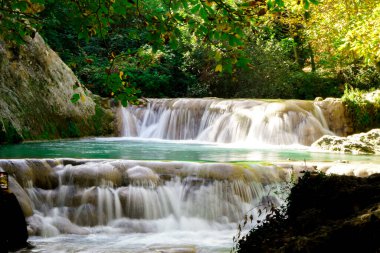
[312,129,380,154]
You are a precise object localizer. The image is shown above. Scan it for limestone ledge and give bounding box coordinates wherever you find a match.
[311,129,380,155]
[275,160,380,178]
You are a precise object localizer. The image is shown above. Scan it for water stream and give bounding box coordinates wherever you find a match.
[1,98,379,252]
[120,98,332,145]
[1,159,289,252]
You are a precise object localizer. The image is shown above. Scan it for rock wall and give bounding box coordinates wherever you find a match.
[0,34,115,143]
[314,97,353,136]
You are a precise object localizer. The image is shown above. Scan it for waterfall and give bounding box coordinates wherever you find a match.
[120,98,334,146]
[0,159,290,238]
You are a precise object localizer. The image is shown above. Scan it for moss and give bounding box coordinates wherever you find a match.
[65,121,81,138]
[0,120,22,144]
[1,97,115,143]
[342,88,380,132]
[91,104,114,136]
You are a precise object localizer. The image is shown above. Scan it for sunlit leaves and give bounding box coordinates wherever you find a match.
[1,0,321,105]
[215,64,223,72]
[340,4,380,66]
[306,0,379,68]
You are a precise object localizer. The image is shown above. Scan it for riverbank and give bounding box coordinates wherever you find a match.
[237,171,380,253]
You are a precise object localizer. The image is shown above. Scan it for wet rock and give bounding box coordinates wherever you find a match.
[61,162,122,187]
[350,129,380,147]
[8,177,34,217]
[312,129,380,154]
[125,166,160,186]
[364,90,380,103]
[314,98,353,136]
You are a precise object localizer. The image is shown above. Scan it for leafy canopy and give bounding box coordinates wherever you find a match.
[0,0,318,104]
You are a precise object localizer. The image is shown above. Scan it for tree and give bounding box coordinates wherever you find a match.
[304,0,380,69]
[0,0,318,103]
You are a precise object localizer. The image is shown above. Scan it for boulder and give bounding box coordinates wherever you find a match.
[0,34,115,143]
[312,129,380,154]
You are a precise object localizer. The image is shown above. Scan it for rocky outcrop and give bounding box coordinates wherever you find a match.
[0,34,115,143]
[314,97,353,136]
[311,129,380,154]
[237,172,380,253]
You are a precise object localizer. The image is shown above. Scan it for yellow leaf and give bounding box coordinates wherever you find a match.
[80,93,86,102]
[119,71,124,80]
[215,51,222,62]
[215,64,223,72]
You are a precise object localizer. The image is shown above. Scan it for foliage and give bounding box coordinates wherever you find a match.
[1,0,321,104]
[287,71,341,99]
[338,65,380,91]
[305,0,380,69]
[342,88,380,132]
[0,0,44,44]
[0,120,22,144]
[185,38,341,99]
[3,0,379,102]
[339,3,380,66]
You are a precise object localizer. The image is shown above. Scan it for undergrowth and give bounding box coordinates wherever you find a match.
[341,87,380,132]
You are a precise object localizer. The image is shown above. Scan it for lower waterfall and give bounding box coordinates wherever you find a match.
[120,98,333,146]
[0,159,291,252]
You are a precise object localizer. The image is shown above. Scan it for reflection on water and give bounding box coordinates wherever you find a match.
[0,137,379,163]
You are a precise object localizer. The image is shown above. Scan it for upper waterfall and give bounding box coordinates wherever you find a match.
[119,98,334,146]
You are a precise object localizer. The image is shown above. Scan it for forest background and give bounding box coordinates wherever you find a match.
[1,0,379,110]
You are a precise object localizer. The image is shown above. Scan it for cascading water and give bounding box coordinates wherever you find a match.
[0,159,291,252]
[120,98,334,146]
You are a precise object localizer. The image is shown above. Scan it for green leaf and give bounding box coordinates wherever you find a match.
[276,0,285,7]
[78,30,89,41]
[199,8,208,21]
[12,1,28,12]
[303,0,310,9]
[190,4,201,14]
[71,93,80,103]
[267,0,274,9]
[236,57,250,68]
[224,63,233,74]
[181,0,189,9]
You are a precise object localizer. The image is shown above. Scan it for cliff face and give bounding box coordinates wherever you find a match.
[0,34,114,143]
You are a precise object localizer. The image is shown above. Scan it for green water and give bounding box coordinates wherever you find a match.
[1,137,379,163]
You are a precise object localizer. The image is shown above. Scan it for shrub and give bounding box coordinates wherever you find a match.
[342,88,380,132]
[338,65,380,91]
